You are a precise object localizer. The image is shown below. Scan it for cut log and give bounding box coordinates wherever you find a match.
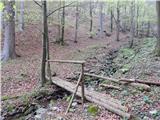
[51,77,131,119]
[82,73,151,91]
[135,80,160,86]
[125,83,151,91]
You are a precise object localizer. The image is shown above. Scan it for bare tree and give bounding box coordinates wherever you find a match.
[41,0,48,86]
[155,1,160,56]
[2,0,17,61]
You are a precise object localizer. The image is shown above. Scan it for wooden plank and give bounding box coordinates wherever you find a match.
[51,77,131,119]
[47,60,86,64]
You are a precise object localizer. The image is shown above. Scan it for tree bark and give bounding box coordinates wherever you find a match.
[89,0,93,36]
[116,1,120,41]
[98,2,103,37]
[2,0,17,61]
[74,1,79,43]
[130,1,135,48]
[19,0,24,31]
[60,0,65,45]
[136,4,139,36]
[155,1,160,56]
[110,7,113,33]
[41,0,47,86]
[56,0,61,43]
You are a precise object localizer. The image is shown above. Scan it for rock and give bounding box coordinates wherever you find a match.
[71,102,77,107]
[69,108,76,112]
[56,116,66,120]
[51,107,59,111]
[36,108,47,114]
[35,108,47,120]
[149,109,158,116]
[47,112,56,118]
[0,116,4,120]
[143,116,150,120]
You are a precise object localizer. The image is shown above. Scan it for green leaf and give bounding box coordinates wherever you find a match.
[0,2,4,11]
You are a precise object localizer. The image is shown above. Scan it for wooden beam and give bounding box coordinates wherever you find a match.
[47,60,86,64]
[65,72,82,114]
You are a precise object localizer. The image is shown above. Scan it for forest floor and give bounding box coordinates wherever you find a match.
[1,23,160,120]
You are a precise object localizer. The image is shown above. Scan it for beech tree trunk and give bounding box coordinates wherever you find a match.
[57,0,61,43]
[136,4,139,36]
[89,0,93,34]
[41,0,48,86]
[60,0,65,45]
[155,1,160,56]
[2,0,17,61]
[116,2,120,41]
[19,0,24,31]
[98,2,103,37]
[74,1,79,43]
[130,1,135,48]
[110,8,113,33]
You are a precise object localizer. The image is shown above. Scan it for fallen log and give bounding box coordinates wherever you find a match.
[50,77,131,119]
[100,84,122,91]
[82,73,151,91]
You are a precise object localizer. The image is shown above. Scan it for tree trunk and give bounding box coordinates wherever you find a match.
[130,1,135,48]
[41,0,48,86]
[98,2,103,37]
[110,8,113,33]
[0,2,3,40]
[57,0,61,43]
[60,0,65,45]
[19,0,24,31]
[155,1,160,56]
[147,21,150,37]
[89,0,93,37]
[123,4,126,32]
[74,1,79,43]
[116,2,120,41]
[2,1,17,61]
[136,4,139,36]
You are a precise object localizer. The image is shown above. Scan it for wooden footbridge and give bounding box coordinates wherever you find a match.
[46,59,134,119]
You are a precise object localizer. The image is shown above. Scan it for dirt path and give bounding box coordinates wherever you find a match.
[1,24,129,97]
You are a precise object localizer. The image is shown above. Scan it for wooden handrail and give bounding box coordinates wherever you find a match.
[47,60,86,64]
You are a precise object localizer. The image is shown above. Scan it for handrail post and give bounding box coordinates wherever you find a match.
[81,63,85,107]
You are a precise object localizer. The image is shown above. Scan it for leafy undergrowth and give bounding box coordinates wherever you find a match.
[86,37,160,119]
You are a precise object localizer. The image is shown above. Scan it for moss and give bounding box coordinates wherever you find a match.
[87,105,99,116]
[6,104,15,112]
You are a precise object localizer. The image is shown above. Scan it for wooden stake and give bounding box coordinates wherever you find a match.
[65,71,83,114]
